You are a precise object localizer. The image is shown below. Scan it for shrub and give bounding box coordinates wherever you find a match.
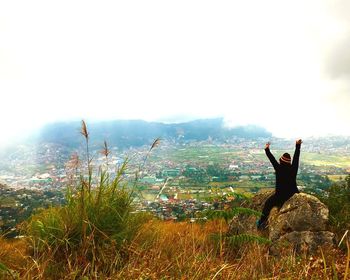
[319,174,350,240]
[24,121,153,277]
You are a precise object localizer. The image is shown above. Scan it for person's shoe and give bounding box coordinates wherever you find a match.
[256,219,267,231]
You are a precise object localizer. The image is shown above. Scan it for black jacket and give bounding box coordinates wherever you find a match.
[265,143,301,197]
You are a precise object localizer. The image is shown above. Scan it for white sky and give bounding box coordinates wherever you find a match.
[1,0,350,145]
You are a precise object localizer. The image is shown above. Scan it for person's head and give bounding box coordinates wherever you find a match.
[279,153,291,165]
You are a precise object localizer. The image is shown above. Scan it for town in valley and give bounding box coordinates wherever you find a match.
[1,136,350,235]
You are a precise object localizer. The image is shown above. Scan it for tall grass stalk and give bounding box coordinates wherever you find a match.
[139,138,161,177]
[100,140,110,168]
[80,120,92,193]
[344,240,350,280]
[320,247,328,278]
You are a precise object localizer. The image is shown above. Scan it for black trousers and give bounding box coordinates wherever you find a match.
[259,193,292,225]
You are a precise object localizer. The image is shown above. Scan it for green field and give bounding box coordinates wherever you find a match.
[153,145,242,165]
[327,174,349,181]
[138,178,273,202]
[264,150,350,168]
[302,153,350,168]
[152,146,350,169]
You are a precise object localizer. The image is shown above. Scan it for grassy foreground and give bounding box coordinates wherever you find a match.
[0,219,349,280]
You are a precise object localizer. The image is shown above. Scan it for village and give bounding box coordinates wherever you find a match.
[0,136,349,235]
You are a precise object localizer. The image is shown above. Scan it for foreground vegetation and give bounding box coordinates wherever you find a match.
[0,219,349,279]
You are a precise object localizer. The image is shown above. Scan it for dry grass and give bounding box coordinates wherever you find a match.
[0,237,27,271]
[0,220,348,279]
[115,220,348,280]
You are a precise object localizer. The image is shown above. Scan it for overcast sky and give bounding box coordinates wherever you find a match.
[1,0,350,145]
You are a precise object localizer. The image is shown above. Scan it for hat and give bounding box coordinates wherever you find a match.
[280,153,291,164]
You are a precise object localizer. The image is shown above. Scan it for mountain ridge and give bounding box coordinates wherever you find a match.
[31,118,272,149]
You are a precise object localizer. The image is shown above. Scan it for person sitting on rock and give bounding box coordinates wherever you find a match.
[257,139,302,230]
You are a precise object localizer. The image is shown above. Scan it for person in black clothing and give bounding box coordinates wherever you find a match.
[257,139,302,230]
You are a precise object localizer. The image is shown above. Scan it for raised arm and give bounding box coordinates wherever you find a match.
[265,142,279,170]
[292,139,302,173]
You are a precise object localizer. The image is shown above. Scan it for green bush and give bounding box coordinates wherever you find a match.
[25,121,153,277]
[26,164,150,274]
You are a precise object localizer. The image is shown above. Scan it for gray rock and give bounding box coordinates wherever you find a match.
[228,191,335,254]
[269,193,329,241]
[270,231,335,255]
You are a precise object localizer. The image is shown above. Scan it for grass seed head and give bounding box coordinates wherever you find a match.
[81,120,89,140]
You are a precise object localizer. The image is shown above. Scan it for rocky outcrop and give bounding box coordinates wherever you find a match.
[270,231,335,255]
[228,191,335,254]
[268,193,330,239]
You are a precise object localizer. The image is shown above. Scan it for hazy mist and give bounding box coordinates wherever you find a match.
[1,0,350,145]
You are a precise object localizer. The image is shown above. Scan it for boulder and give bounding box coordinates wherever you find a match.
[268,193,330,240]
[228,191,335,254]
[269,231,335,255]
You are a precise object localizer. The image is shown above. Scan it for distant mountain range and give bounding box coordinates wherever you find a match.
[32,118,272,149]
